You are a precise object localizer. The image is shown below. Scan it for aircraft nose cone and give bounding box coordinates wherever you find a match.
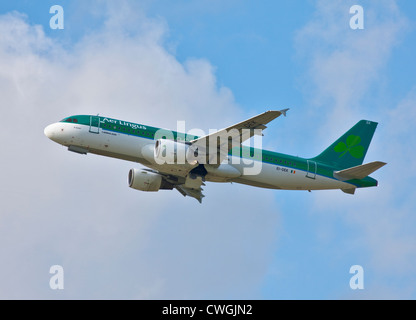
[44,124,55,139]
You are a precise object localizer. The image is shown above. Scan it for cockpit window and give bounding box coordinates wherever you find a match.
[60,116,84,124]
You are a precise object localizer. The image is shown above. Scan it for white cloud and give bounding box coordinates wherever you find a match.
[296,0,408,134]
[0,6,280,299]
[295,0,416,298]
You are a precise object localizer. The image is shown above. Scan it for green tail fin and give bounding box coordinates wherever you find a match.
[312,120,378,170]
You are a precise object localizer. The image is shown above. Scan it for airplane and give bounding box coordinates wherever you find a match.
[44,110,386,203]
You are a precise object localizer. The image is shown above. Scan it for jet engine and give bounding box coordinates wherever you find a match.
[128,169,173,192]
[154,139,200,166]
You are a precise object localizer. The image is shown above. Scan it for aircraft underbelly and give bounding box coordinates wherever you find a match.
[234,162,349,190]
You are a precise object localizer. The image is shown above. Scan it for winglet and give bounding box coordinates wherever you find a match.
[279,108,289,117]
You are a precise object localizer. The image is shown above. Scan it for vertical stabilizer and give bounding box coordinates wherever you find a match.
[312,120,378,169]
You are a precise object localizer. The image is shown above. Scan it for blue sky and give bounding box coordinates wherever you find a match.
[0,0,415,299]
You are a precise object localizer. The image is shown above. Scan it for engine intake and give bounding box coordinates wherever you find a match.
[154,139,199,165]
[128,169,173,192]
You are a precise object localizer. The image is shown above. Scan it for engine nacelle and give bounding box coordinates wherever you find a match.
[154,139,199,166]
[204,163,242,182]
[205,163,241,178]
[128,169,172,192]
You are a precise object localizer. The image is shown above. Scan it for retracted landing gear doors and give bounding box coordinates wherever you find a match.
[306,160,317,179]
[89,115,100,134]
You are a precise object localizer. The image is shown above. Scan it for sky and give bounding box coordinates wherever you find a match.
[0,0,415,299]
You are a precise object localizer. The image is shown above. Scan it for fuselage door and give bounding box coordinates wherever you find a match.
[306,160,317,179]
[89,115,100,134]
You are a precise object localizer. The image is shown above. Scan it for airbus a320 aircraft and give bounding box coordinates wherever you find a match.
[44,110,386,202]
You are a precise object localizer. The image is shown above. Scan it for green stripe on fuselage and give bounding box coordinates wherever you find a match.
[62,115,377,188]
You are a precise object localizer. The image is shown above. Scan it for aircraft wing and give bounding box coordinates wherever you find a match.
[189,109,289,164]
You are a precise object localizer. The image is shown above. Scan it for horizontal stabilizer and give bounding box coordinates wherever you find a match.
[334,161,387,181]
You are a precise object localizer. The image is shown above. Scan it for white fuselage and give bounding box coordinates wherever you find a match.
[44,121,353,191]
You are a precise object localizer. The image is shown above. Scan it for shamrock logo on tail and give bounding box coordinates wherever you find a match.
[334,135,364,159]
